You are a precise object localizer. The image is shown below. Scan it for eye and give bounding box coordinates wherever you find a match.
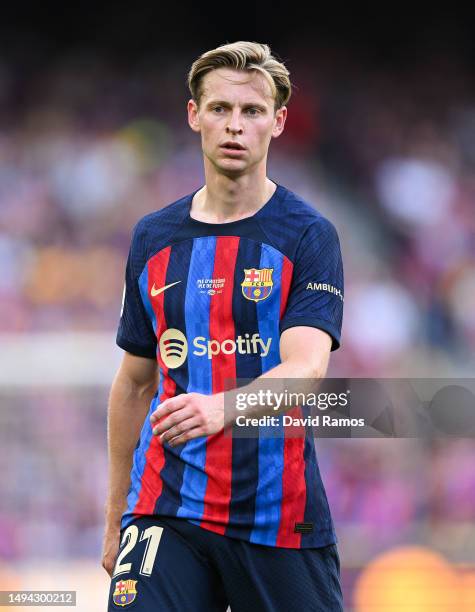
[212,106,224,113]
[246,108,260,116]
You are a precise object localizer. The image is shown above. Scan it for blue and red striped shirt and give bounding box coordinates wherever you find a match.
[117,181,344,548]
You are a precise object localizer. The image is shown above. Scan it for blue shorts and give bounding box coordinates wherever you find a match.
[107,516,343,611]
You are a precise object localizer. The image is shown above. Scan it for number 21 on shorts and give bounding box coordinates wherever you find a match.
[113,525,163,577]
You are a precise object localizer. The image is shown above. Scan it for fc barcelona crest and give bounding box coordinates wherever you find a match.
[241,268,273,302]
[113,579,138,607]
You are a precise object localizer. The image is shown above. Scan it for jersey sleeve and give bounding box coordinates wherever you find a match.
[279,217,344,351]
[116,221,157,359]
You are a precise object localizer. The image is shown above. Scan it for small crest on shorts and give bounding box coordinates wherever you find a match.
[113,579,138,607]
[241,268,273,302]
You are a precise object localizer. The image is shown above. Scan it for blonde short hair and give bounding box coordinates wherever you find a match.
[187,41,291,112]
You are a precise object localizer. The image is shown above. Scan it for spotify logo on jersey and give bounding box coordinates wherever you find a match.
[158,329,272,369]
[159,328,188,369]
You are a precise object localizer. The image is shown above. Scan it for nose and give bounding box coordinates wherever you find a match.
[226,109,243,134]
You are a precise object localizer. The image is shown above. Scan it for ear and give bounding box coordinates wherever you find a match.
[272,106,287,138]
[188,99,201,133]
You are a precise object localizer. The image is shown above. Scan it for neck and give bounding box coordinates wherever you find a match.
[191,168,277,223]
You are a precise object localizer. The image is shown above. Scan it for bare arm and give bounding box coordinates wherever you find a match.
[233,325,332,418]
[102,351,158,575]
[264,325,331,380]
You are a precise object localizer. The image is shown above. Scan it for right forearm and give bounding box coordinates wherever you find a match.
[105,368,157,528]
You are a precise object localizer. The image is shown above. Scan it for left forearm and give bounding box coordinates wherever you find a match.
[221,357,328,425]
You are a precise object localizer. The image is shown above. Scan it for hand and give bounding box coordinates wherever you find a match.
[102,525,120,578]
[150,392,225,447]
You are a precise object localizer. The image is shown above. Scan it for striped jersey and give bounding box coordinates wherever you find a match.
[116,181,344,548]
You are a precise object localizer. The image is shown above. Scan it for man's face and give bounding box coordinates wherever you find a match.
[188,67,286,176]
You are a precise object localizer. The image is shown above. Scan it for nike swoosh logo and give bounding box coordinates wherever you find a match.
[151,281,181,297]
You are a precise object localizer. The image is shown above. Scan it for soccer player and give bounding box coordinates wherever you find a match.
[103,41,344,611]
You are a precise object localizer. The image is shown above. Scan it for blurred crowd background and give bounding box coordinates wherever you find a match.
[2,47,475,376]
[1,7,474,610]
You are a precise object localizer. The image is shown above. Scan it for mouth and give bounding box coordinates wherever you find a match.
[220,143,246,156]
[220,142,246,151]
